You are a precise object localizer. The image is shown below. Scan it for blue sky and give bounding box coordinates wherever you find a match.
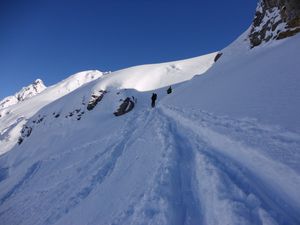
[0,0,257,99]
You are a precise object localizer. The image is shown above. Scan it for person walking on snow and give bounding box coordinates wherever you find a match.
[151,93,157,108]
[167,86,172,94]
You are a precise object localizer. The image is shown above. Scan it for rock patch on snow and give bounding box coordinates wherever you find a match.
[249,0,300,48]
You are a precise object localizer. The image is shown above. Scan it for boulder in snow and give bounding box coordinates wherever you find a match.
[114,97,135,116]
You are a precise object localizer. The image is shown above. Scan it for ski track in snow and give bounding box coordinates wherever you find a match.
[113,110,203,225]
[0,109,151,225]
[158,105,300,225]
[45,109,155,225]
[0,104,300,225]
[102,105,300,225]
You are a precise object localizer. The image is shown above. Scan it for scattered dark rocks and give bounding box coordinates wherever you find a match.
[18,124,33,145]
[76,111,85,121]
[35,115,45,124]
[65,108,84,120]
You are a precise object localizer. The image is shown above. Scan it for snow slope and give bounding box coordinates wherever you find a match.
[92,53,217,92]
[0,53,216,156]
[0,17,300,225]
[1,85,299,225]
[165,32,300,132]
[0,52,218,224]
[0,70,103,155]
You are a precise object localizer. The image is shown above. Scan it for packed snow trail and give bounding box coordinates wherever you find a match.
[65,106,300,225]
[1,101,300,224]
[0,108,157,225]
[158,105,300,225]
[45,110,154,225]
[107,106,300,225]
[118,108,203,225]
[1,103,300,225]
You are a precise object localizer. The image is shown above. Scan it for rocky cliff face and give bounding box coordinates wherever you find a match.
[249,0,300,48]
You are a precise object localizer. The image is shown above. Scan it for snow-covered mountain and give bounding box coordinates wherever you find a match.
[0,1,299,225]
[0,70,103,155]
[0,79,46,109]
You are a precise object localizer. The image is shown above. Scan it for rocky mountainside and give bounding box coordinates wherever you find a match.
[249,0,300,48]
[0,79,46,109]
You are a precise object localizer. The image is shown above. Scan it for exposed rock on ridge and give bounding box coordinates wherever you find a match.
[0,79,46,109]
[249,0,300,48]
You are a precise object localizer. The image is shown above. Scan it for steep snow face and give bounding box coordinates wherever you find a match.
[92,53,217,92]
[0,70,103,155]
[0,79,46,109]
[164,32,300,132]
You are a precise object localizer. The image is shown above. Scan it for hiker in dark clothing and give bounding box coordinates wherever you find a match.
[151,93,157,108]
[167,86,172,94]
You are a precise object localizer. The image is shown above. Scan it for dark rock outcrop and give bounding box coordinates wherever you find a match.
[249,0,300,48]
[214,52,223,62]
[18,125,33,145]
[87,90,106,111]
[114,97,135,116]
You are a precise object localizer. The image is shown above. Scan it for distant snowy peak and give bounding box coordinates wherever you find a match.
[249,0,300,48]
[0,70,104,111]
[0,79,46,109]
[17,79,46,101]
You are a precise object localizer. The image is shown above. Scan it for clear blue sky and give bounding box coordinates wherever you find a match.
[0,0,257,99]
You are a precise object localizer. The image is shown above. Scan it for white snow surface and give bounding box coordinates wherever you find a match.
[92,53,217,92]
[166,33,300,132]
[0,31,300,225]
